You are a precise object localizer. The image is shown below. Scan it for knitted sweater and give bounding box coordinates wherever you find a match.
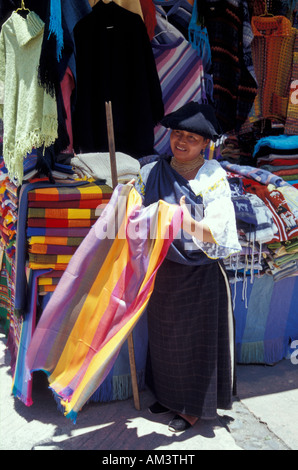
[0,11,58,185]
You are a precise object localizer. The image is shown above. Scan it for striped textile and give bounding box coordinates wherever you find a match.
[27,208,98,220]
[27,218,96,228]
[24,181,112,294]
[29,236,84,246]
[28,199,101,208]
[152,15,205,156]
[26,227,91,237]
[27,182,113,202]
[25,185,182,422]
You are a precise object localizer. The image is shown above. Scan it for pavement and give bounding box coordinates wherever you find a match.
[1,326,298,452]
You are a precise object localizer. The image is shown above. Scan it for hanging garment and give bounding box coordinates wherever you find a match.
[188,0,212,71]
[152,15,206,156]
[72,1,164,158]
[90,0,144,19]
[284,29,298,135]
[248,15,296,125]
[139,0,157,40]
[153,0,193,40]
[25,184,182,422]
[0,11,58,185]
[200,0,258,133]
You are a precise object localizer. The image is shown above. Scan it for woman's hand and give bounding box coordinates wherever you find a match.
[127,178,136,186]
[180,196,196,234]
[180,196,215,244]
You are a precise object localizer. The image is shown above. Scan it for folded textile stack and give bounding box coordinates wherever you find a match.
[221,160,298,291]
[71,152,140,188]
[266,238,298,282]
[255,135,298,188]
[0,176,18,259]
[26,181,113,294]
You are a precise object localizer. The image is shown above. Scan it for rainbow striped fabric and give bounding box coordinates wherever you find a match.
[25,184,182,422]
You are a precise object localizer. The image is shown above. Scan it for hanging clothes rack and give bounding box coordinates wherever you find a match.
[15,0,30,14]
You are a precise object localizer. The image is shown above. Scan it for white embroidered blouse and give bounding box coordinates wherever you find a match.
[135,158,241,260]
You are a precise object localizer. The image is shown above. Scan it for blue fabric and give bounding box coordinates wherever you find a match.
[188,0,212,71]
[253,135,298,157]
[61,0,92,81]
[143,157,216,266]
[233,275,298,364]
[48,0,64,61]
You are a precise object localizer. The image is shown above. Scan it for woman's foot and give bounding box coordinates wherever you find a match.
[168,413,198,432]
[168,415,191,432]
[148,402,170,415]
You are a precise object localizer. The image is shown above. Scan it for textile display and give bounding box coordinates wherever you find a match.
[233,275,298,364]
[26,184,182,421]
[0,11,58,185]
[197,0,258,133]
[72,1,164,158]
[15,179,112,318]
[284,25,298,135]
[246,15,296,128]
[152,13,206,156]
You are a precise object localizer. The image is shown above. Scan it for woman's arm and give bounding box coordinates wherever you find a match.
[180,196,216,244]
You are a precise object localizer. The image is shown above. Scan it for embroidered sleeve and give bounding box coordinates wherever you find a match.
[190,162,241,259]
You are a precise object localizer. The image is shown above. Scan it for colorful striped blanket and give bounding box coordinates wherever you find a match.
[27,182,112,202]
[25,185,182,422]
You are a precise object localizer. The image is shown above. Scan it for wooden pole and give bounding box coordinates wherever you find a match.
[105,101,141,411]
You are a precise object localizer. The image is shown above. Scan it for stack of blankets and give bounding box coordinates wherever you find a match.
[0,162,18,334]
[26,181,113,295]
[255,135,298,189]
[221,154,298,288]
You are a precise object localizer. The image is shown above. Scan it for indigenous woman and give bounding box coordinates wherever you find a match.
[135,102,241,432]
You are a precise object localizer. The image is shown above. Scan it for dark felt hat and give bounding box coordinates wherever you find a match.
[160,102,222,142]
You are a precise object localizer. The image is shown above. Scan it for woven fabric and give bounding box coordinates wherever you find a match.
[152,14,205,156]
[26,185,182,422]
[285,29,298,134]
[249,15,296,124]
[27,182,112,202]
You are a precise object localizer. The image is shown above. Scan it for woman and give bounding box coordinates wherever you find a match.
[135,102,241,432]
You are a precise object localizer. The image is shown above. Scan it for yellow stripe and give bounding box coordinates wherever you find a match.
[49,188,139,389]
[60,202,177,413]
[48,192,179,413]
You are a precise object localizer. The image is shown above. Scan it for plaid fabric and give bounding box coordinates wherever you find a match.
[28,199,102,208]
[27,182,113,202]
[27,218,96,228]
[146,259,235,419]
[27,208,98,219]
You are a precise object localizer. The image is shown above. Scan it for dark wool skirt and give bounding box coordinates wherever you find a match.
[146,258,235,419]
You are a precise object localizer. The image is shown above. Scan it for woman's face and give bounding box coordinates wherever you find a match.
[170,129,210,162]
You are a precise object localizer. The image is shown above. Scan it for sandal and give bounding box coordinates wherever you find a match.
[168,415,191,432]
